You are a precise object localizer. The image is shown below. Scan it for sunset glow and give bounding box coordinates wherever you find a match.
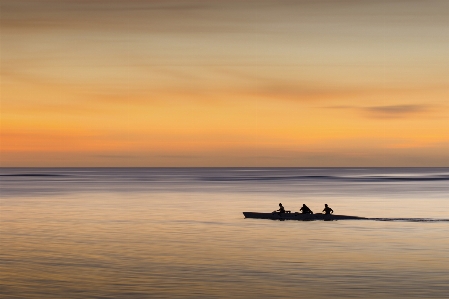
[1,0,448,166]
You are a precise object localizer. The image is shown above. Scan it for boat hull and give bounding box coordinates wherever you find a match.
[243,212,365,221]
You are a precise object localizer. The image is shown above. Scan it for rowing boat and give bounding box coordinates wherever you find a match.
[243,212,366,221]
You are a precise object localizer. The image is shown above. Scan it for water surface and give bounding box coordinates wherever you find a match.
[1,168,448,298]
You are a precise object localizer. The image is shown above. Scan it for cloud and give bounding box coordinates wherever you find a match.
[324,104,436,119]
[362,105,430,119]
[3,0,445,34]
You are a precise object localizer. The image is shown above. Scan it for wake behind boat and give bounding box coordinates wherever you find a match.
[243,212,366,221]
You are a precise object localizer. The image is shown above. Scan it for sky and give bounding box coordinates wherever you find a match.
[1,0,448,167]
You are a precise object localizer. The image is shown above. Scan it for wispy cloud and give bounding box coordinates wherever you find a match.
[362,105,430,119]
[325,104,435,119]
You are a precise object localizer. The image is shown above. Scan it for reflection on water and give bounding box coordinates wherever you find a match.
[1,168,448,298]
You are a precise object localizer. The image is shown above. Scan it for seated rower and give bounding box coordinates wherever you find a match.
[323,204,334,215]
[275,203,285,213]
[274,203,290,213]
[300,204,313,214]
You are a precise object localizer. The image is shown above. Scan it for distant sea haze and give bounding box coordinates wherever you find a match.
[1,167,448,298]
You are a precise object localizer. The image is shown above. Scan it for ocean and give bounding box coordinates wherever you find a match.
[1,168,448,298]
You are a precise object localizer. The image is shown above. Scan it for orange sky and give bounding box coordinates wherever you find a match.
[1,0,448,166]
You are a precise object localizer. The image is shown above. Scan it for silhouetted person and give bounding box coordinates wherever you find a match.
[300,204,313,214]
[276,203,286,213]
[323,204,334,215]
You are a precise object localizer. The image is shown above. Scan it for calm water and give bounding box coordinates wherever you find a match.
[1,168,448,298]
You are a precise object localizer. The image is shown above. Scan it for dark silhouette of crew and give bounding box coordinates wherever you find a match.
[323,204,334,215]
[276,203,286,213]
[300,204,313,214]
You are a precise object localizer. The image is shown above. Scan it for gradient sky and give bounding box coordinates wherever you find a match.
[1,0,448,166]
